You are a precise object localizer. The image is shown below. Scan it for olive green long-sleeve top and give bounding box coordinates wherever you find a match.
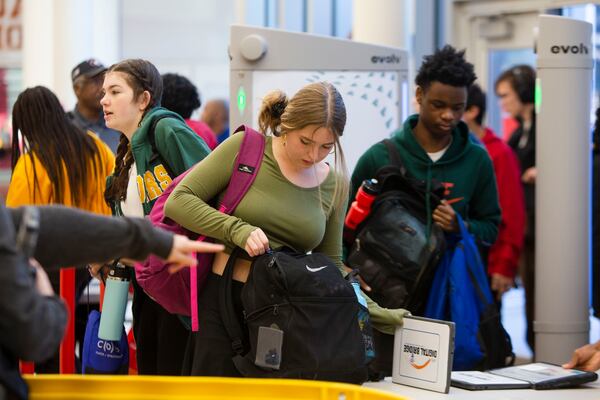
[164,131,409,332]
[164,132,345,268]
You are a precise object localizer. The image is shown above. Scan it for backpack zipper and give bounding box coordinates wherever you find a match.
[245,303,288,321]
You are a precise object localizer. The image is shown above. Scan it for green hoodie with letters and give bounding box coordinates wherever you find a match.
[351,114,500,245]
[107,107,211,216]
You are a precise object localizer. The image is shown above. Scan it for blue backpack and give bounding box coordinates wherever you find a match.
[424,215,514,371]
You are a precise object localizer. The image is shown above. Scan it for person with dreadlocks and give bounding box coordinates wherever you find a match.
[8,86,115,214]
[6,86,115,373]
[350,45,500,376]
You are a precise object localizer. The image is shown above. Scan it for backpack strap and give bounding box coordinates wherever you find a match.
[382,138,407,176]
[218,125,266,213]
[219,247,247,356]
[189,125,265,332]
[148,115,177,178]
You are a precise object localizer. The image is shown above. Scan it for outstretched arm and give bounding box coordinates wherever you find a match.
[8,205,173,270]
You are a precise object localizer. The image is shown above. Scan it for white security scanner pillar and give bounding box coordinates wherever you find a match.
[535,14,592,364]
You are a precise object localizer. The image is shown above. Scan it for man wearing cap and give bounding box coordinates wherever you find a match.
[67,59,120,152]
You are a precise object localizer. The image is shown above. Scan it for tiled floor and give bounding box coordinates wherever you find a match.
[501,286,600,362]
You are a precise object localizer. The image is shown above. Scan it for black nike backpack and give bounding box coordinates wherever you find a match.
[220,248,369,384]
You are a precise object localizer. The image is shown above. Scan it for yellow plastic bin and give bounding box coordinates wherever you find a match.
[24,375,410,400]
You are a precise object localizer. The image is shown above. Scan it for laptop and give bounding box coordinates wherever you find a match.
[451,362,598,390]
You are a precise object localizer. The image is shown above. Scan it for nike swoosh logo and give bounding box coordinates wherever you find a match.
[305,265,328,273]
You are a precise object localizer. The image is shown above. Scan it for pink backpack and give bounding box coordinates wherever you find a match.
[134,125,265,331]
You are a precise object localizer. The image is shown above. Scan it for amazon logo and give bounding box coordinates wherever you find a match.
[404,343,438,370]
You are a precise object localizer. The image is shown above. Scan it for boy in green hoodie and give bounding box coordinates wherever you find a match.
[351,45,500,245]
[350,45,500,378]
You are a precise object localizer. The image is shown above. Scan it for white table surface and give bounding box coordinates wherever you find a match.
[365,376,600,400]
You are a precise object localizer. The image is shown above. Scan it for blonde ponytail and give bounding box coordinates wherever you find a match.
[258,90,288,136]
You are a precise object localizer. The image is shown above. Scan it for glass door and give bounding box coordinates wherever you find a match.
[487,48,536,140]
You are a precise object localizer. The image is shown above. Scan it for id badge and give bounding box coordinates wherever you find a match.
[255,326,284,370]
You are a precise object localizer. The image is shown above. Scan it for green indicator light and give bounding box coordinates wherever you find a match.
[237,86,246,114]
[534,78,541,114]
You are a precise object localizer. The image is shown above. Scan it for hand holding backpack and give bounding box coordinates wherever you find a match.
[220,247,370,384]
[345,139,446,314]
[134,126,265,331]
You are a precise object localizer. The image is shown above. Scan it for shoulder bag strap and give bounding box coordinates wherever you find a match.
[382,138,407,176]
[147,115,177,178]
[190,125,265,332]
[218,125,266,213]
[219,247,246,356]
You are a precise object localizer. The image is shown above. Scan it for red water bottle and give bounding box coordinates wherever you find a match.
[345,179,379,230]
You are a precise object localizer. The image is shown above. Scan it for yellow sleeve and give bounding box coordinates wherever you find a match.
[6,155,52,207]
[98,139,116,215]
[93,133,116,178]
[89,133,116,215]
[105,147,116,175]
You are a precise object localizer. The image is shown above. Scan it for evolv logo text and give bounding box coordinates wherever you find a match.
[550,43,588,54]
[371,54,401,64]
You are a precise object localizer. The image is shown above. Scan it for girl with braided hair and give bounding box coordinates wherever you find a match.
[99,59,211,375]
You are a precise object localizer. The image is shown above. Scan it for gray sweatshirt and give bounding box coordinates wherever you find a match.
[0,205,173,400]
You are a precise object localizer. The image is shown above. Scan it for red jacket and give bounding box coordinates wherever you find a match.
[185,119,218,150]
[482,128,525,279]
